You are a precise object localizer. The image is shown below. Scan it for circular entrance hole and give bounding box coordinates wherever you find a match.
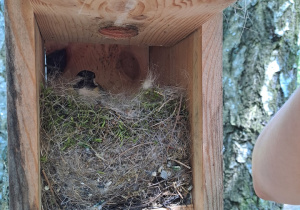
[99,25,138,38]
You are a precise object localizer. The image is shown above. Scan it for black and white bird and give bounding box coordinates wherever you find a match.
[46,50,104,99]
[73,70,98,90]
[46,49,67,79]
[73,70,104,100]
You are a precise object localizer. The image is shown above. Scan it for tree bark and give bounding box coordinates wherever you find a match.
[0,0,9,209]
[223,0,300,209]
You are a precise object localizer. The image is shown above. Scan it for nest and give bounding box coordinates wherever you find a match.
[40,77,193,210]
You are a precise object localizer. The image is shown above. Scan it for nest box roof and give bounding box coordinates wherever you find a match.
[30,0,236,46]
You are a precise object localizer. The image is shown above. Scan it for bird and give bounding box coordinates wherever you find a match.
[73,70,98,90]
[46,49,67,79]
[73,70,105,100]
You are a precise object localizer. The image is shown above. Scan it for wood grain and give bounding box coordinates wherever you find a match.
[6,0,226,208]
[5,0,44,209]
[45,42,149,93]
[200,13,223,210]
[29,0,235,46]
[150,14,223,210]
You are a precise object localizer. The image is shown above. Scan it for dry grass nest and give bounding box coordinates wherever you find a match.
[40,77,193,210]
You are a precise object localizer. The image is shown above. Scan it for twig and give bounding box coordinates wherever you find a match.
[129,193,163,209]
[119,142,153,157]
[171,95,183,136]
[86,143,107,161]
[157,98,173,112]
[168,158,191,170]
[167,95,183,154]
[42,169,60,207]
[173,182,183,199]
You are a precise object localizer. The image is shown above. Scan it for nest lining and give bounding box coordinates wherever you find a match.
[40,78,193,210]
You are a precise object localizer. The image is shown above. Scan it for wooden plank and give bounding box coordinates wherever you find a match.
[150,14,223,209]
[5,0,44,209]
[200,13,223,210]
[35,20,44,210]
[29,0,235,46]
[45,42,148,93]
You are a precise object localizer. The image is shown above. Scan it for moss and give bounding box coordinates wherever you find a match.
[40,82,192,209]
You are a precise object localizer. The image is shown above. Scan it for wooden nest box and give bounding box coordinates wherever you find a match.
[5,0,236,209]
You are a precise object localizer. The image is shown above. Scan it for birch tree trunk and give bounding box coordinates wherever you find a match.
[223,0,300,209]
[0,0,8,209]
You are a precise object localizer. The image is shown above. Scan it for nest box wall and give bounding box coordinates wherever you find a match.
[5,0,236,209]
[45,42,149,93]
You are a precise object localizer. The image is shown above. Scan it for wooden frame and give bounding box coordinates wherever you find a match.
[151,14,223,209]
[5,1,43,209]
[5,0,232,209]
